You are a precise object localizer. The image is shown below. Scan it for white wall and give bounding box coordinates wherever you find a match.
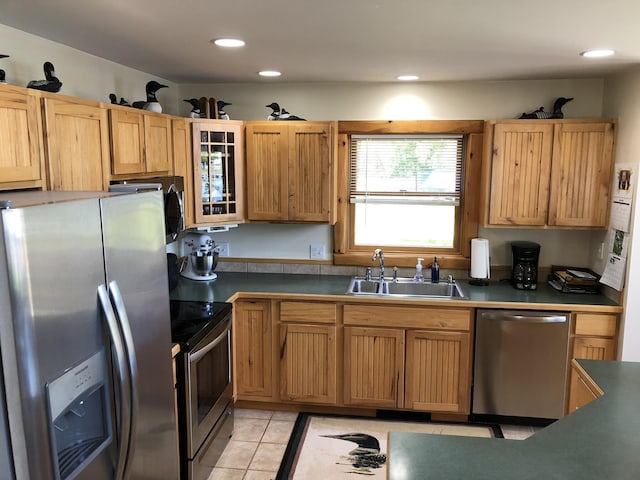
[0,24,180,114]
[602,67,640,361]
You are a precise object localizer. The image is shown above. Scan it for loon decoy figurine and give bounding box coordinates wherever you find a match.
[279,107,306,121]
[27,61,62,92]
[519,97,574,119]
[266,102,281,120]
[217,100,232,119]
[132,81,167,112]
[0,54,8,83]
[184,98,204,118]
[109,93,131,106]
[321,433,387,473]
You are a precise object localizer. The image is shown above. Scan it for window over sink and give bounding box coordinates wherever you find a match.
[334,120,484,269]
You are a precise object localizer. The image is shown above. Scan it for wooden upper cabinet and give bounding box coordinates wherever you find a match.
[483,119,616,228]
[42,95,111,191]
[549,122,615,227]
[245,121,336,223]
[487,122,553,226]
[172,118,194,227]
[0,84,44,189]
[109,106,172,177]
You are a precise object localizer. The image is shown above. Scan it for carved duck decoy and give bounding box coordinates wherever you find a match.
[266,102,281,120]
[519,97,574,119]
[279,107,306,121]
[217,100,232,120]
[184,98,204,118]
[132,81,167,112]
[27,61,62,92]
[109,93,131,106]
[0,54,8,83]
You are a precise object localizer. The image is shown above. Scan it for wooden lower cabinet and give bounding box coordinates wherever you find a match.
[343,326,405,408]
[279,323,337,404]
[405,330,471,413]
[233,300,273,399]
[567,360,603,413]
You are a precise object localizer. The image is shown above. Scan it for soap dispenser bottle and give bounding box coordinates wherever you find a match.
[414,258,424,282]
[431,257,440,283]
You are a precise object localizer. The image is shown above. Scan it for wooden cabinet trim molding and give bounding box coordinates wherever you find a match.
[574,313,617,337]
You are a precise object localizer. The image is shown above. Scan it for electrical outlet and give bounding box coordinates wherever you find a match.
[598,242,605,260]
[217,242,230,257]
[310,244,325,260]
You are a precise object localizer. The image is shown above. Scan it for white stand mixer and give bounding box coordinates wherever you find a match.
[180,233,219,281]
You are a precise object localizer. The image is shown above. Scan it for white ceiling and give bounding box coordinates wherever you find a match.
[1,0,639,84]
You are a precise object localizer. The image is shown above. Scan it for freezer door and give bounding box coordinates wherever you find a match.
[0,198,114,480]
[100,191,179,479]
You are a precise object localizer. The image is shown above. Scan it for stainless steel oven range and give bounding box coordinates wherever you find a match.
[170,300,233,480]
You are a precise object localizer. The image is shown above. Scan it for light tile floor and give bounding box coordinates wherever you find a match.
[209,409,541,480]
[209,409,297,480]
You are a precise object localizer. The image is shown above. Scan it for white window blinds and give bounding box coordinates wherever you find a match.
[350,134,464,206]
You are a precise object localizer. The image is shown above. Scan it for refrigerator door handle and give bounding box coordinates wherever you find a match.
[107,280,139,476]
[98,284,132,480]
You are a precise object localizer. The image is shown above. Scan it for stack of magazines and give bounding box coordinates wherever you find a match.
[547,266,601,294]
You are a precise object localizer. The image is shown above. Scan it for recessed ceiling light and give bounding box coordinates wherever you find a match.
[580,49,615,58]
[258,70,282,77]
[397,75,419,81]
[212,38,245,48]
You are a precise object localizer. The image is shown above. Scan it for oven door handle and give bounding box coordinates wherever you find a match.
[190,322,231,363]
[98,284,132,480]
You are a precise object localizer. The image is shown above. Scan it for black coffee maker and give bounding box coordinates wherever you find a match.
[511,241,540,290]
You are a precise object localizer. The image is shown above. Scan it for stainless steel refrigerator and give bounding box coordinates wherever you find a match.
[0,190,179,480]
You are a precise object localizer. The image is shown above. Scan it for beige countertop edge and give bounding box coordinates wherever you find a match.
[228,292,623,313]
[171,343,181,358]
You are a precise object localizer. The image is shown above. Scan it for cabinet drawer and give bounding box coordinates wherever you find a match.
[280,301,336,324]
[575,313,617,337]
[343,304,472,330]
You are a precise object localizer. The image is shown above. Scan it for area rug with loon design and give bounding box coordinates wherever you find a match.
[276,413,501,479]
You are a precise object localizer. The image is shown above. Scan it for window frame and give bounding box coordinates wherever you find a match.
[333,120,485,269]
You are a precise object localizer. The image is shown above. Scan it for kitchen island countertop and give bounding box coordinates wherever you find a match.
[387,359,640,479]
[170,272,621,311]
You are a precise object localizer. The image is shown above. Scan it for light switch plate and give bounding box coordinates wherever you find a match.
[310,244,325,259]
[217,242,230,257]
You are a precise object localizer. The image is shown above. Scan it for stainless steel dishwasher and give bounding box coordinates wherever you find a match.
[472,309,570,419]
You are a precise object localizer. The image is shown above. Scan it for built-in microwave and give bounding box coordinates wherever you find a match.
[109,176,185,243]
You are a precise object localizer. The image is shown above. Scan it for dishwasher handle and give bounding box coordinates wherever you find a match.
[479,310,568,323]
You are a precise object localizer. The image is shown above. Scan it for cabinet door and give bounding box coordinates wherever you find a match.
[43,97,110,191]
[567,361,603,413]
[404,330,471,413]
[572,336,616,361]
[280,323,337,404]
[109,108,145,175]
[245,122,289,221]
[288,123,334,222]
[144,114,172,174]
[192,120,244,224]
[548,122,615,227]
[343,326,404,408]
[233,301,273,399]
[488,122,553,225]
[172,118,194,227]
[0,85,43,188]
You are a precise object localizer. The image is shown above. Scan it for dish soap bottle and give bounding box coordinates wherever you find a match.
[431,257,440,283]
[414,258,424,282]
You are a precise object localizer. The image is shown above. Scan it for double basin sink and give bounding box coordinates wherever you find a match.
[346,276,465,299]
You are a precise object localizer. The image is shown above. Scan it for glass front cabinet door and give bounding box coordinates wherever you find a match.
[191,120,244,224]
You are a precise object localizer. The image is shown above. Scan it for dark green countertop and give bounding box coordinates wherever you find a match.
[170,272,620,310]
[388,360,640,480]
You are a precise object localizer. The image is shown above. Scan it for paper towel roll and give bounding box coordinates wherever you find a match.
[470,238,490,280]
